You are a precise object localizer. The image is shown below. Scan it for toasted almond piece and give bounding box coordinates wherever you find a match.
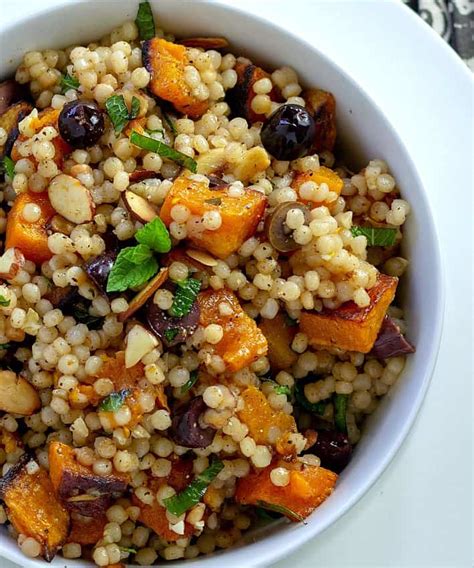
[196,148,226,175]
[118,267,169,323]
[232,146,271,182]
[0,248,25,280]
[122,190,159,223]
[125,324,158,368]
[178,37,229,49]
[129,169,162,184]
[48,174,95,225]
[185,249,218,267]
[0,370,41,415]
[23,308,41,335]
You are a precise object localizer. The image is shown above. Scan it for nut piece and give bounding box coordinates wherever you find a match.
[48,174,95,224]
[196,148,226,176]
[0,248,25,280]
[122,190,159,223]
[125,324,158,368]
[0,370,41,415]
[185,249,218,267]
[233,146,270,182]
[118,267,168,323]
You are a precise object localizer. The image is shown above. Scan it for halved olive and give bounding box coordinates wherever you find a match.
[264,202,311,252]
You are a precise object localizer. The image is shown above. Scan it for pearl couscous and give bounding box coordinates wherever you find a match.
[0,2,415,565]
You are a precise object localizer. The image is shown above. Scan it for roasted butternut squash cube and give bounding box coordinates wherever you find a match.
[291,166,343,207]
[90,351,145,391]
[132,495,194,542]
[237,386,296,448]
[160,175,266,259]
[227,61,281,123]
[259,313,298,370]
[235,459,337,521]
[143,38,208,119]
[0,454,69,561]
[303,88,337,153]
[49,441,128,516]
[299,274,398,353]
[5,191,55,264]
[198,289,268,372]
[67,513,107,545]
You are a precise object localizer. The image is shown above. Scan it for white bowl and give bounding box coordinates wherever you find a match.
[0,1,444,567]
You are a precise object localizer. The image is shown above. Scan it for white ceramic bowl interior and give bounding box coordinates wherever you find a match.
[0,1,444,567]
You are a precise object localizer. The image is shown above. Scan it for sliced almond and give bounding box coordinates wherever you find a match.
[122,190,159,223]
[48,174,95,225]
[186,249,218,267]
[0,370,41,415]
[129,169,162,184]
[125,324,158,368]
[23,308,41,335]
[118,267,169,323]
[0,248,25,280]
[232,146,271,182]
[196,148,226,176]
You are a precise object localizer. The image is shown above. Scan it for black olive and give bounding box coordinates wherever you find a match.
[84,249,118,296]
[58,100,104,148]
[146,299,200,347]
[260,104,316,161]
[264,202,311,252]
[170,396,215,449]
[312,430,352,473]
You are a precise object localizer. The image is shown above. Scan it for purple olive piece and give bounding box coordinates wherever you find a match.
[84,249,118,296]
[261,104,316,161]
[44,285,80,310]
[146,299,200,347]
[371,316,415,359]
[58,100,105,149]
[170,396,215,449]
[0,79,29,115]
[312,430,352,473]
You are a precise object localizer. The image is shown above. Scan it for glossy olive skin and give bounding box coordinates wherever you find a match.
[170,397,215,448]
[58,100,105,148]
[312,430,352,473]
[84,249,118,296]
[260,104,316,161]
[146,298,200,347]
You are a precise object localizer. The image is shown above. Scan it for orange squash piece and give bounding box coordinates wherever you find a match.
[198,289,268,372]
[259,313,298,370]
[303,89,337,153]
[67,514,107,545]
[142,38,208,119]
[300,273,398,353]
[237,386,296,448]
[5,191,55,264]
[90,351,145,391]
[132,495,194,542]
[0,454,69,561]
[11,107,71,167]
[291,166,343,207]
[160,175,266,259]
[235,460,337,521]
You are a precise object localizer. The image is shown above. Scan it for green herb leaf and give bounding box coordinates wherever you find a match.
[60,73,80,94]
[130,130,197,173]
[163,459,224,516]
[119,244,154,265]
[1,156,15,180]
[204,197,222,206]
[284,313,298,327]
[106,247,159,293]
[0,294,11,307]
[181,370,199,394]
[162,111,177,136]
[294,379,327,415]
[135,217,171,253]
[169,278,201,318]
[255,507,279,522]
[119,546,137,554]
[130,96,141,120]
[255,500,305,523]
[350,226,397,247]
[274,385,291,396]
[106,95,131,135]
[135,0,155,40]
[334,393,348,433]
[72,302,104,330]
[0,343,10,350]
[164,328,179,343]
[99,389,131,412]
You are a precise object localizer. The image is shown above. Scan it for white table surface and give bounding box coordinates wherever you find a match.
[1,1,473,567]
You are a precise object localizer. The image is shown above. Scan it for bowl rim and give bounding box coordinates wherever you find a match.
[0,1,445,567]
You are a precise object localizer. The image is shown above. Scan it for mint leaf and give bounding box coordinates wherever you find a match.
[334,393,348,433]
[181,370,199,394]
[0,294,10,307]
[99,389,131,412]
[107,248,158,292]
[164,328,179,343]
[350,226,397,247]
[135,217,171,253]
[135,1,155,41]
[120,244,153,265]
[162,111,177,136]
[169,278,201,318]
[130,96,140,120]
[60,73,80,94]
[255,500,305,523]
[106,95,131,135]
[0,343,10,350]
[274,385,291,396]
[1,156,15,180]
[130,130,197,173]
